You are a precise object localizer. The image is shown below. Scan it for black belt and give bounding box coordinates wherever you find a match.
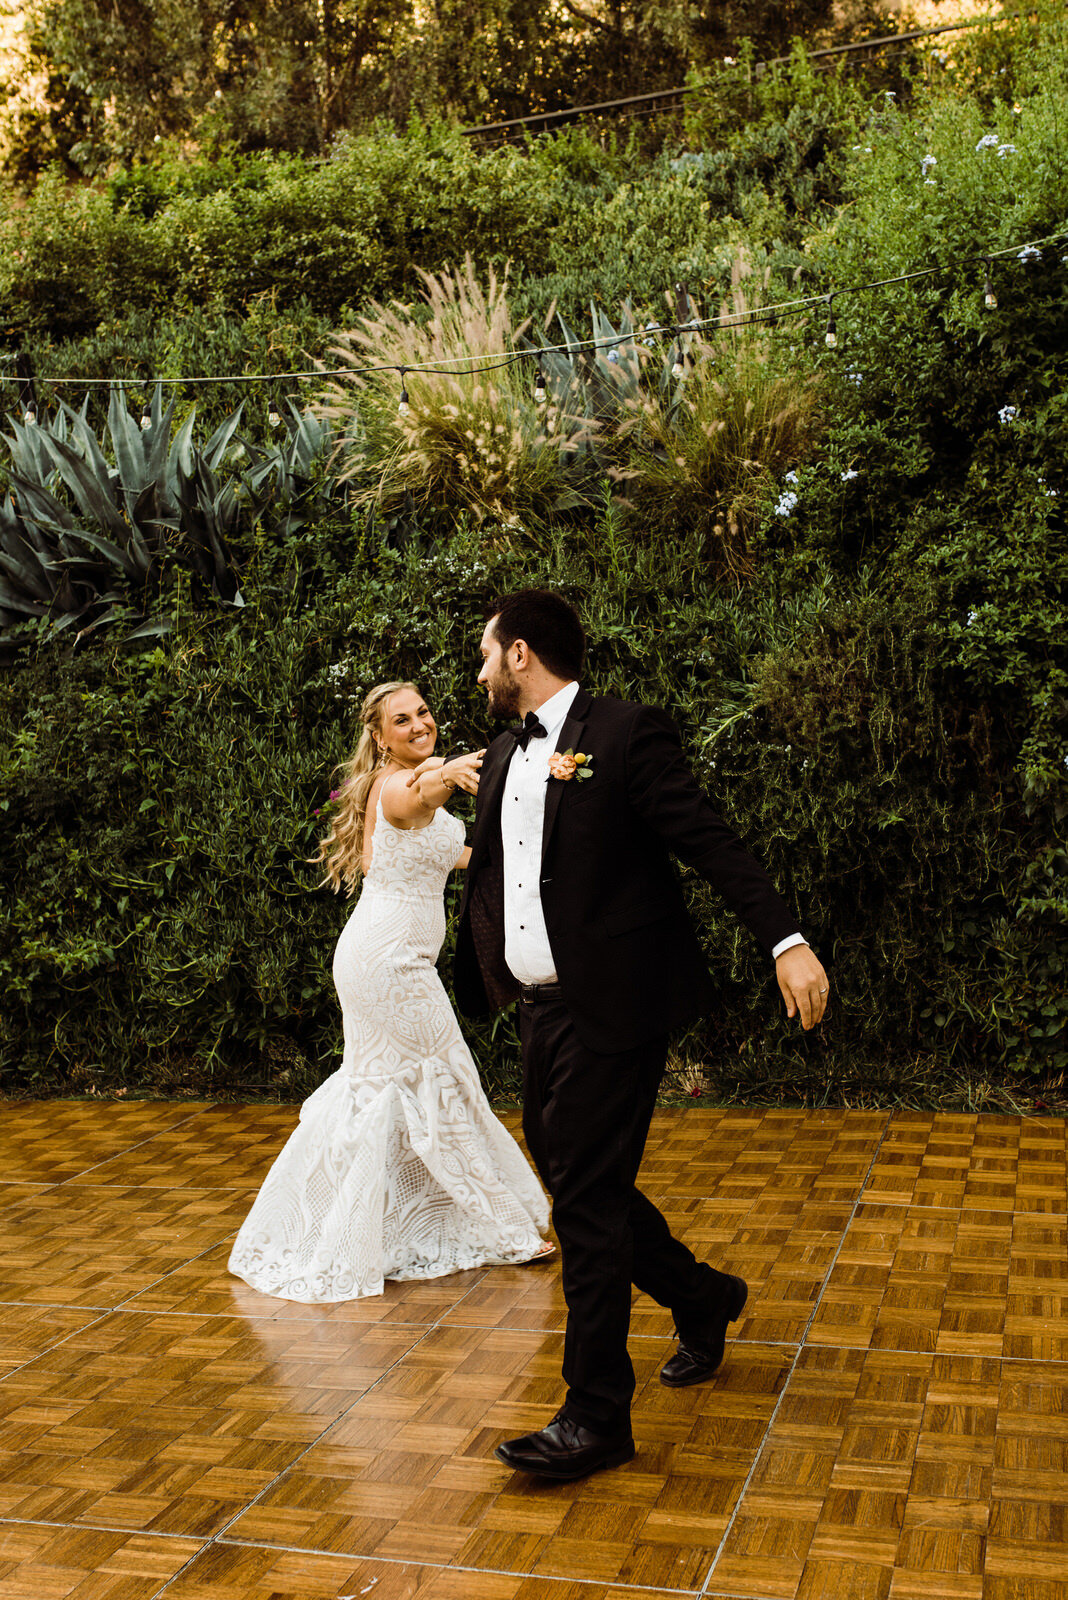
[519,982,564,1005]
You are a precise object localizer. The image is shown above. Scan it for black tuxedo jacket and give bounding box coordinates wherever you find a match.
[454,689,802,1053]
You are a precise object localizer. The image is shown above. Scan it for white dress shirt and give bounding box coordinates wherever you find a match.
[500,680,805,985]
[502,681,580,985]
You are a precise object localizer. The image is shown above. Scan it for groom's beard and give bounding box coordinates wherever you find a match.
[485,664,522,722]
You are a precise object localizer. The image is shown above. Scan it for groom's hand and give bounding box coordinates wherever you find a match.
[776,945,829,1030]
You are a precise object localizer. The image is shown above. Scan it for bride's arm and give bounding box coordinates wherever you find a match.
[381,750,484,827]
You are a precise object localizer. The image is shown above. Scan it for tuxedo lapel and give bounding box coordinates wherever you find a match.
[541,688,592,869]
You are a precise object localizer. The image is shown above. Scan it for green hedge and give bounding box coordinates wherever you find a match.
[1,16,1065,1105]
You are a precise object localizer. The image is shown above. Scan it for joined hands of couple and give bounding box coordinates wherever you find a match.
[405,750,485,796]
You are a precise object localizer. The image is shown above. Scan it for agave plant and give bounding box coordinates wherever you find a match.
[0,386,278,652]
[240,400,336,537]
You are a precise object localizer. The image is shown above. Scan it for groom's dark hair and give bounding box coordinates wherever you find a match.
[489,589,585,681]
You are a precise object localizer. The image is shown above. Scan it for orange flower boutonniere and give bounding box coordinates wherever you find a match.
[547,749,594,782]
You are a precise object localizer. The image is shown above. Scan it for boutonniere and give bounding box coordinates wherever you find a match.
[547,749,594,782]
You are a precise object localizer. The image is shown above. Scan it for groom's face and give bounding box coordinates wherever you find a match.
[478,617,522,721]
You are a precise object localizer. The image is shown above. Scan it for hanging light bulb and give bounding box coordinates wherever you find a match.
[824,296,838,349]
[140,404,152,431]
[671,333,685,379]
[533,363,546,404]
[23,404,37,427]
[397,367,410,418]
[982,258,998,310]
[268,400,283,428]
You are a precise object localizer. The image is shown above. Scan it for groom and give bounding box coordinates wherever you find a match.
[454,589,829,1481]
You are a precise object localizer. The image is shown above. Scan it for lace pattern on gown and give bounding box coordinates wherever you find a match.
[228,796,548,1301]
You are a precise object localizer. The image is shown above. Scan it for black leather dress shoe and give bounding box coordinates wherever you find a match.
[660,1273,749,1388]
[495,1411,635,1480]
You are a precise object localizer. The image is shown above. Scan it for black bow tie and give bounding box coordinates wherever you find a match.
[509,711,548,752]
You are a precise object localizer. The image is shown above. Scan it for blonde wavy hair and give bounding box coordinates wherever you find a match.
[314,680,422,894]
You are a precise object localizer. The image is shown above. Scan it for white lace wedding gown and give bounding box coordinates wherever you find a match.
[228,798,548,1301]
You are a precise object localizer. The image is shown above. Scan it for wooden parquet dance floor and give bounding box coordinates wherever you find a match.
[1,1102,1066,1599]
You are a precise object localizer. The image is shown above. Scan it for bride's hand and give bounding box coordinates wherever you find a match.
[405,757,444,788]
[442,750,485,795]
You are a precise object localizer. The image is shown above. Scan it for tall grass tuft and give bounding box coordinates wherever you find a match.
[314,257,595,535]
[611,262,823,583]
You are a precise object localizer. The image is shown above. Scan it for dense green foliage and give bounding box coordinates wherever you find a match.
[1,14,1066,1105]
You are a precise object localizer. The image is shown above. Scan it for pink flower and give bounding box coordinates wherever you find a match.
[548,751,578,780]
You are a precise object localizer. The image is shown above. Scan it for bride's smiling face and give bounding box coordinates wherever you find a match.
[378,689,437,768]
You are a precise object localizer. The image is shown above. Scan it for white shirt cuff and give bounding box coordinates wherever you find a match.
[772,933,808,961]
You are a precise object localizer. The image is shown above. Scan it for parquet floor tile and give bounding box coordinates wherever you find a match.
[0,1312,425,1536]
[63,1107,301,1190]
[2,1102,1066,1599]
[0,1187,253,1309]
[0,1184,58,1214]
[163,1539,700,1599]
[227,1328,792,1588]
[0,1306,106,1372]
[0,1521,203,1598]
[860,1115,1067,1214]
[805,1201,1068,1359]
[0,1103,210,1185]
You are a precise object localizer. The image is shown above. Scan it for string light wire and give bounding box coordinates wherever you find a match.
[1,231,1062,399]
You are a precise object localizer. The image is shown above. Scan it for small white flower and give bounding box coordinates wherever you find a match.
[997,143,1017,158]
[785,470,799,483]
[976,132,1000,150]
[846,367,862,386]
[723,55,736,65]
[998,405,1017,424]
[884,90,896,100]
[775,490,799,517]
[967,610,978,626]
[1018,244,1041,263]
[924,179,937,187]
[841,468,859,482]
[921,154,937,173]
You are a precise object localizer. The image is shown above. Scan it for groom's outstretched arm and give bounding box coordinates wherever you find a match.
[623,705,828,1026]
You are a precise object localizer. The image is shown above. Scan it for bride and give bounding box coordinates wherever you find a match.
[228,679,550,1302]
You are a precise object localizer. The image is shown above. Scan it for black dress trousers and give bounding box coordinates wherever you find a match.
[517,991,734,1433]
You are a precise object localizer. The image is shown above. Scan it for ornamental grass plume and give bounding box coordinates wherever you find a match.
[313,256,594,534]
[609,257,823,584]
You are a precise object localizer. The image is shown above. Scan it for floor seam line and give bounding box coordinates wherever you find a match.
[0,1307,117,1384]
[145,1320,447,1600]
[214,1536,704,1594]
[697,1108,897,1597]
[36,1105,220,1190]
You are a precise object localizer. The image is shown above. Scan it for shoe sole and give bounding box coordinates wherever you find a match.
[659,1276,749,1388]
[494,1440,635,1480]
